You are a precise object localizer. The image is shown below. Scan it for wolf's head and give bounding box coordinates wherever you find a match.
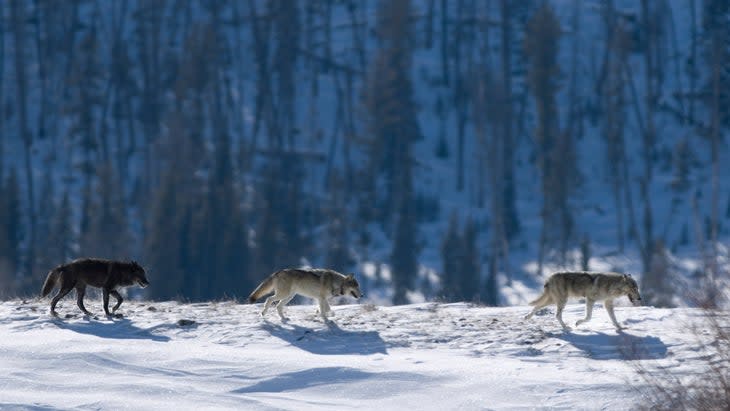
[342,273,362,299]
[130,261,150,288]
[622,274,641,306]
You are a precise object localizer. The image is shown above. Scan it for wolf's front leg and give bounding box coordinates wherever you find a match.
[322,299,335,317]
[110,290,124,313]
[575,299,594,327]
[102,288,114,316]
[555,299,570,330]
[76,286,93,315]
[604,300,624,330]
[317,298,330,321]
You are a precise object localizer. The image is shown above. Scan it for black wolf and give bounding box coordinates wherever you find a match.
[41,258,149,317]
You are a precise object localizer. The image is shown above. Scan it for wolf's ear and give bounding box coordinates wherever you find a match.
[347,273,354,279]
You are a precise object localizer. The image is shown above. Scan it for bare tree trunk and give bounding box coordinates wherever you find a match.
[425,0,435,48]
[500,0,517,240]
[346,0,366,72]
[454,0,465,192]
[0,3,5,179]
[665,2,685,120]
[566,0,581,141]
[32,0,47,142]
[639,0,662,275]
[440,0,449,84]
[708,21,722,306]
[11,0,36,275]
[537,223,546,277]
[688,0,697,124]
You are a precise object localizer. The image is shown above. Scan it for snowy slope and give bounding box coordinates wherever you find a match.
[0,299,722,410]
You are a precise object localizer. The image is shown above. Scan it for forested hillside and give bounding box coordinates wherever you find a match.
[0,0,727,306]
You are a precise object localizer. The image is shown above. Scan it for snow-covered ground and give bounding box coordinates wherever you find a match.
[0,298,722,410]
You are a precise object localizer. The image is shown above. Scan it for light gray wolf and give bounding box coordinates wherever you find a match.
[41,258,149,317]
[524,271,641,330]
[248,268,362,321]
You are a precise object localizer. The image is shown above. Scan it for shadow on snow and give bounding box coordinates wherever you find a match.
[232,367,424,394]
[556,330,668,360]
[260,320,388,355]
[52,317,171,342]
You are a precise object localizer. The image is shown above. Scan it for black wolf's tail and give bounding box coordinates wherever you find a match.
[247,273,277,303]
[40,267,63,297]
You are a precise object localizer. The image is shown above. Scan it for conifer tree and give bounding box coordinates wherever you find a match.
[79,166,130,259]
[460,219,480,302]
[145,167,187,300]
[440,214,462,301]
[0,169,22,295]
[525,4,578,271]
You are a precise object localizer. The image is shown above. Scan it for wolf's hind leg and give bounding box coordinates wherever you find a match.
[555,299,570,330]
[50,285,74,316]
[575,299,594,326]
[261,291,286,317]
[276,294,295,320]
[524,294,551,320]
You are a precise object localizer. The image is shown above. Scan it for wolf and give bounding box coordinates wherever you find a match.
[41,258,149,317]
[524,271,641,330]
[248,268,362,321]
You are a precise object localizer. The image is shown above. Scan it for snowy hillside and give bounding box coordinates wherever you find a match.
[1,299,724,410]
[1,0,728,308]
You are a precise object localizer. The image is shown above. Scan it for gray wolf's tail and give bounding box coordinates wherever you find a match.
[248,274,276,303]
[528,284,551,306]
[41,267,62,297]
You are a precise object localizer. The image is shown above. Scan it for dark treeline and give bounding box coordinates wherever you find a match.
[0,0,728,306]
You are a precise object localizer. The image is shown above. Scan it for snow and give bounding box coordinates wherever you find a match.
[0,299,721,410]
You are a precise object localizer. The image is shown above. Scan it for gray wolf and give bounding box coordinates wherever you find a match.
[248,268,362,321]
[524,271,641,330]
[41,258,149,317]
